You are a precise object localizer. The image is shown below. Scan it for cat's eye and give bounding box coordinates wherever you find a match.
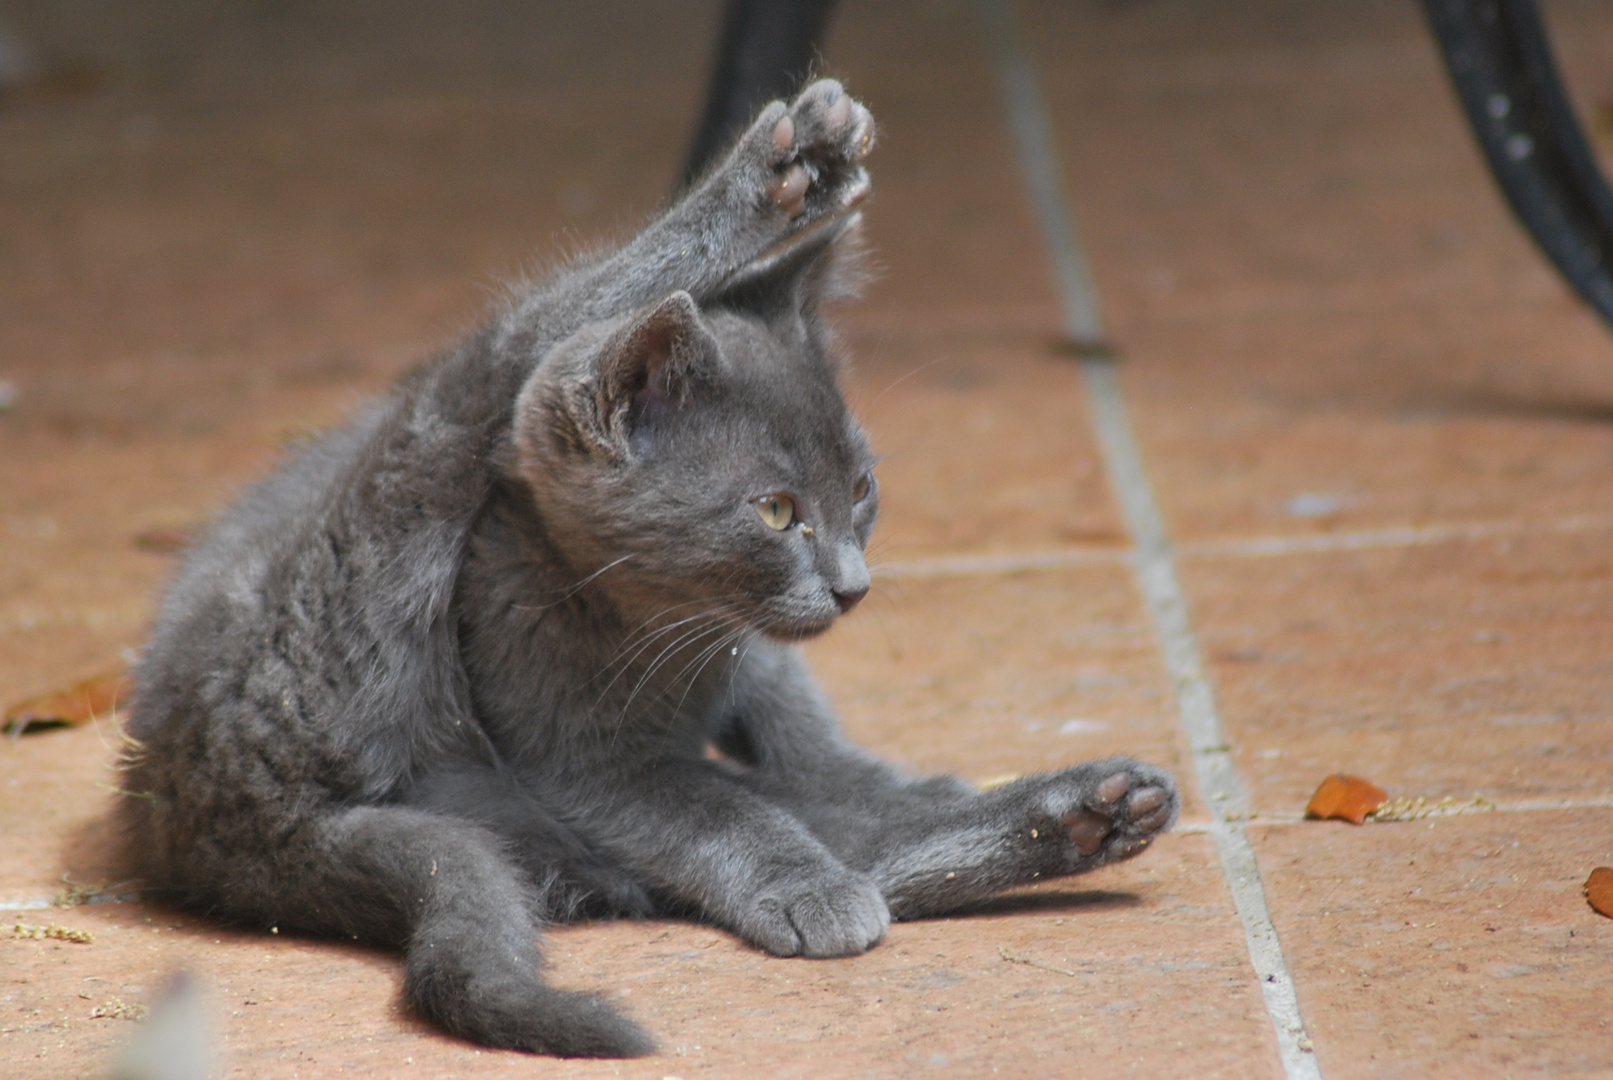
[852,472,873,503]
[754,493,797,531]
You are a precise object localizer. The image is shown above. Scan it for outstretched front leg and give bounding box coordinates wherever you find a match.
[716,648,1180,920]
[565,78,875,318]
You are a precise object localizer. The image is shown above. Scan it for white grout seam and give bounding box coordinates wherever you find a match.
[873,512,1613,581]
[977,3,1322,1076]
[0,893,135,913]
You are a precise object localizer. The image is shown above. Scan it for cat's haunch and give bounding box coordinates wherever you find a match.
[119,79,1179,1058]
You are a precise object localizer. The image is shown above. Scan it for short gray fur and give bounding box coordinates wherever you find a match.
[120,81,1179,1058]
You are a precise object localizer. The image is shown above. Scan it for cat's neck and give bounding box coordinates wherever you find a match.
[454,474,752,763]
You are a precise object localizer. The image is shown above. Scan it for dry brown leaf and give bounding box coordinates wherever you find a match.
[1586,867,1613,919]
[3,670,130,736]
[1304,773,1387,825]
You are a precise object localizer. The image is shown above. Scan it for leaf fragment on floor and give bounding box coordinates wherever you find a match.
[3,669,130,736]
[1303,773,1387,824]
[1586,867,1613,918]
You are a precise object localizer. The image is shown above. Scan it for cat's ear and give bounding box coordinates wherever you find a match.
[519,291,718,464]
[594,291,716,442]
[712,212,870,316]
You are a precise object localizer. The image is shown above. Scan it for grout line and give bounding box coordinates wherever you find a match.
[977,3,1322,1076]
[975,0,1108,347]
[0,894,135,913]
[1174,795,1613,833]
[1184,513,1613,560]
[873,513,1613,581]
[875,546,1128,580]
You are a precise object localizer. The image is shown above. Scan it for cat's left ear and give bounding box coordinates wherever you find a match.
[594,291,718,447]
[519,291,719,464]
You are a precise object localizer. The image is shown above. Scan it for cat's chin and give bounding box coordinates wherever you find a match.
[762,618,838,643]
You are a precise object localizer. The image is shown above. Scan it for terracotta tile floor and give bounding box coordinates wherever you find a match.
[3,0,1611,1076]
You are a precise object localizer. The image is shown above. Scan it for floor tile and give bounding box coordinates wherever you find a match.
[1179,528,1613,815]
[1251,808,1613,1078]
[2,832,1276,1080]
[806,566,1198,817]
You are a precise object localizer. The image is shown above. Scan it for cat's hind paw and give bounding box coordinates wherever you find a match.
[1042,756,1180,870]
[762,79,874,220]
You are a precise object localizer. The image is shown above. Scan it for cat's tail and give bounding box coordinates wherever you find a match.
[282,805,655,1057]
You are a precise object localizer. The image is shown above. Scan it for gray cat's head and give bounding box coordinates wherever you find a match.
[513,282,876,642]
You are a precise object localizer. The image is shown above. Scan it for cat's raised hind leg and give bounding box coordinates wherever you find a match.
[870,756,1180,920]
[574,78,874,316]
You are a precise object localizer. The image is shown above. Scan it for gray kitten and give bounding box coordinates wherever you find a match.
[119,80,1179,1058]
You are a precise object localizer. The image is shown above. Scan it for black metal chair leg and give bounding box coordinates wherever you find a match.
[679,0,839,190]
[1423,0,1613,328]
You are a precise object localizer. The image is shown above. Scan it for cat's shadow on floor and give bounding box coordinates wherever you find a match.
[58,802,1141,930]
[940,887,1142,919]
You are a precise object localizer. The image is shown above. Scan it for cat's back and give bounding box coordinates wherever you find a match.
[127,333,525,797]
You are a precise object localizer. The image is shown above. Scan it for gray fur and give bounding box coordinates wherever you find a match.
[120,80,1179,1058]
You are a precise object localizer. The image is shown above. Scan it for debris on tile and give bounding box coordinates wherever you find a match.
[10,921,94,943]
[997,945,1079,977]
[1586,867,1613,918]
[91,998,148,1021]
[3,668,130,736]
[1366,794,1496,822]
[1304,774,1387,824]
[976,773,1021,790]
[133,527,193,554]
[54,876,122,908]
[1283,493,1348,518]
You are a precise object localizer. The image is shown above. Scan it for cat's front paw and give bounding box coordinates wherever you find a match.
[737,869,889,959]
[1038,756,1179,870]
[761,79,874,220]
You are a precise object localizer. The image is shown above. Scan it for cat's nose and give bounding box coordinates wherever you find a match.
[831,543,870,613]
[833,583,869,613]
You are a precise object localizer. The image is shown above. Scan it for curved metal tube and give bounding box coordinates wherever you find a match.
[1422,0,1613,327]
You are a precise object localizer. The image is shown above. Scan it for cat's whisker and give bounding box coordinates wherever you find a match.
[513,553,637,613]
[654,624,752,756]
[597,594,748,673]
[864,356,948,409]
[590,599,750,706]
[665,621,750,720]
[607,610,742,742]
[593,603,724,687]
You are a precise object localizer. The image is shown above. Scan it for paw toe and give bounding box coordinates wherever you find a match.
[1126,786,1167,817]
[767,163,810,217]
[791,79,873,162]
[771,114,795,155]
[1063,808,1114,855]
[1134,806,1172,833]
[824,88,852,132]
[1096,773,1132,805]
